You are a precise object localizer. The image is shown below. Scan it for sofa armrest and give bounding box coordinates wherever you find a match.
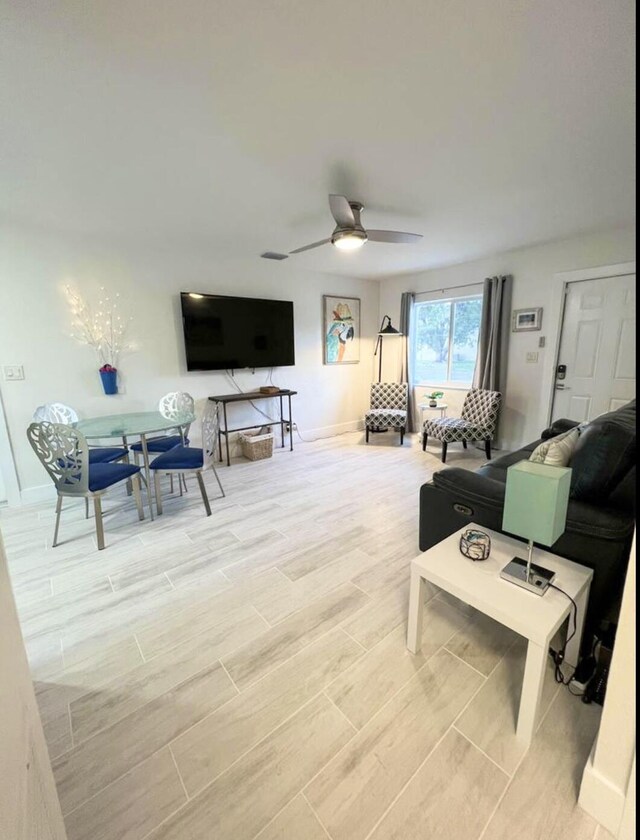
[419,469,507,551]
[541,418,581,440]
[432,468,506,511]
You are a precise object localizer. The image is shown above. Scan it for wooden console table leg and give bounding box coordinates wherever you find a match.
[288,394,294,451]
[223,403,231,467]
[279,394,285,448]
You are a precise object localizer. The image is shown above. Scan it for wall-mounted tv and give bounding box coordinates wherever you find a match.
[180,292,295,371]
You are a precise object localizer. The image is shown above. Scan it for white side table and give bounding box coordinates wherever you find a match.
[407,525,592,746]
[418,403,448,425]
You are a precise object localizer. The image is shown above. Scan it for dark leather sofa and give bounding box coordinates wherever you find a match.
[419,401,636,656]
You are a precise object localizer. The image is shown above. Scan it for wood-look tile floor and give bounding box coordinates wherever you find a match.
[1,432,604,840]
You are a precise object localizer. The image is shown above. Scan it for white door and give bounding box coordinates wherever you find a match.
[552,274,636,422]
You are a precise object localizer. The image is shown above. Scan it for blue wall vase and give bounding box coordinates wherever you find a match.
[99,370,118,395]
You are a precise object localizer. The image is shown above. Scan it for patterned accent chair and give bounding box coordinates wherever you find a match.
[365,383,409,445]
[422,388,502,463]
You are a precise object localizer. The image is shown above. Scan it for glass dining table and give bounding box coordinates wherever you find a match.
[75,411,195,520]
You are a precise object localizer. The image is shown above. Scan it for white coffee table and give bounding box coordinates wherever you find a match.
[407,525,592,746]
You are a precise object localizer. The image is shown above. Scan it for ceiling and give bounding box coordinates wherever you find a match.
[0,0,635,279]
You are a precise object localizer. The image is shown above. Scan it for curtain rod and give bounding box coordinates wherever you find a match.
[415,280,484,295]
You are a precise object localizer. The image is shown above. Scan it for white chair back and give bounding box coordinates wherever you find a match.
[158,391,195,421]
[33,403,79,425]
[26,422,89,495]
[201,401,220,468]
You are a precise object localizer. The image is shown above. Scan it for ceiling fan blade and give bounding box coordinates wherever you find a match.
[289,238,331,255]
[329,194,356,227]
[366,230,423,244]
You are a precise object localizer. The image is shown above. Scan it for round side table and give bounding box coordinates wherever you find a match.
[419,403,448,425]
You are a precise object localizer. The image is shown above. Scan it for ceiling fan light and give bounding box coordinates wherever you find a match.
[332,230,367,251]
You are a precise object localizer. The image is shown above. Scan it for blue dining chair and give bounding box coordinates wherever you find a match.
[33,403,129,464]
[129,391,194,457]
[150,401,225,516]
[129,391,194,494]
[26,422,145,550]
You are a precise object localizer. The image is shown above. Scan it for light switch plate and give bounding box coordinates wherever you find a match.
[3,365,25,381]
[526,352,539,363]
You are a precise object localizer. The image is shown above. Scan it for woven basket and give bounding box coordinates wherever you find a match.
[239,430,274,461]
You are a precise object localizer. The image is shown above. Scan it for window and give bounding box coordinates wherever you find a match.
[412,295,483,386]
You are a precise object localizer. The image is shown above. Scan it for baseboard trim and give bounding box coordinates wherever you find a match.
[579,742,626,835]
[300,419,364,440]
[20,483,56,506]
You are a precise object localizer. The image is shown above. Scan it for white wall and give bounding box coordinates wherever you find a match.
[0,225,379,497]
[378,227,636,449]
[0,453,5,503]
[0,392,21,506]
[0,531,68,838]
[579,532,636,835]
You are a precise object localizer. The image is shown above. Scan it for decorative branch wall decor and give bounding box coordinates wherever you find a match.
[64,285,134,394]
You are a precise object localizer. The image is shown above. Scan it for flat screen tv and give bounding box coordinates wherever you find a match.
[180,292,295,371]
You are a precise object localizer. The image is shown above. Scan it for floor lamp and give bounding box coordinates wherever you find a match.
[374,315,403,382]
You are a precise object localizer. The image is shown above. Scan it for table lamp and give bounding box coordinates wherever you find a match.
[500,461,571,595]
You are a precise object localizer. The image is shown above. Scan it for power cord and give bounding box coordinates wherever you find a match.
[225,370,278,424]
[547,582,579,687]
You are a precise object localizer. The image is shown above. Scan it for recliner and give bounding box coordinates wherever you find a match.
[418,400,636,658]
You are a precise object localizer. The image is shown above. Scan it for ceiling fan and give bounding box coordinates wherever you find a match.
[289,194,423,254]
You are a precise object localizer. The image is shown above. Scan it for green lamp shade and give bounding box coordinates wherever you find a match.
[502,461,571,547]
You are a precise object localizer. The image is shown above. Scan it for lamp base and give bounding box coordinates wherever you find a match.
[500,557,556,596]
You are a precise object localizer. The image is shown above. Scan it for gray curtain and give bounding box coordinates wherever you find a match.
[473,276,512,442]
[400,292,416,432]
[473,276,512,393]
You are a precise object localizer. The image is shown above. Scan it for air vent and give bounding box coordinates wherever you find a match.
[260,251,289,261]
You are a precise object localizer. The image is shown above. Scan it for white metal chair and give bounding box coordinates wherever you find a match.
[26,422,144,550]
[33,402,78,425]
[33,403,131,518]
[33,403,129,465]
[130,391,194,494]
[150,400,225,516]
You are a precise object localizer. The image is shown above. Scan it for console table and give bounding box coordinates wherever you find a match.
[209,390,297,466]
